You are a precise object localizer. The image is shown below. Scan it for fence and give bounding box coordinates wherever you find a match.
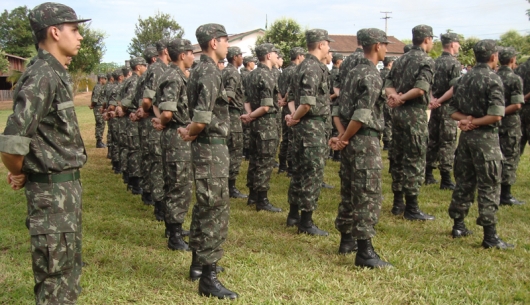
[0,90,13,101]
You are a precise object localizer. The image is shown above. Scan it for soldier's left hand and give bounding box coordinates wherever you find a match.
[129,112,138,121]
[7,172,26,190]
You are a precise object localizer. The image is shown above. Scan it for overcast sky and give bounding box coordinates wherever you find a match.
[3,0,530,63]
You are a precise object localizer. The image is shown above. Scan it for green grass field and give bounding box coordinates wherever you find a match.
[0,95,529,304]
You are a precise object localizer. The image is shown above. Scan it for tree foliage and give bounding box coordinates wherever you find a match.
[0,49,9,74]
[255,18,306,68]
[0,6,34,58]
[95,62,121,74]
[127,12,184,57]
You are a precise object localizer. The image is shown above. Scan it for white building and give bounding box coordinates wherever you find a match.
[192,28,265,63]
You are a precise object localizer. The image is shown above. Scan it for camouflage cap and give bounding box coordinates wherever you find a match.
[332,53,344,62]
[255,43,277,58]
[404,44,413,53]
[97,73,107,79]
[29,2,91,33]
[121,66,130,76]
[156,38,170,52]
[412,25,436,41]
[167,38,194,55]
[195,23,228,45]
[383,56,396,66]
[290,47,305,59]
[106,72,113,80]
[473,39,500,59]
[440,33,460,44]
[143,46,158,61]
[130,57,147,68]
[227,46,242,59]
[498,46,519,63]
[243,56,257,64]
[357,28,392,47]
[112,69,122,79]
[306,29,334,44]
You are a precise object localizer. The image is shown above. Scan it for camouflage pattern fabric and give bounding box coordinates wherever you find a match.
[187,54,230,265]
[288,53,330,212]
[139,116,154,192]
[333,58,384,237]
[278,62,297,164]
[426,51,460,172]
[514,60,530,154]
[384,45,435,196]
[245,62,279,192]
[335,48,364,90]
[91,83,105,141]
[222,62,245,180]
[0,48,87,305]
[379,67,393,145]
[104,81,116,157]
[497,65,524,186]
[240,68,252,151]
[272,67,283,142]
[447,62,505,226]
[157,63,192,224]
[109,81,123,163]
[121,73,142,178]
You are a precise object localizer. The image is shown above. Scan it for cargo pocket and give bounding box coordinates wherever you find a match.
[193,163,211,180]
[46,232,75,275]
[482,149,502,185]
[56,101,75,123]
[355,156,383,194]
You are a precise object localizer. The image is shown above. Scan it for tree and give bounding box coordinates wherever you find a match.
[127,12,184,57]
[95,62,121,74]
[498,30,530,55]
[255,18,306,68]
[0,6,34,58]
[0,49,9,74]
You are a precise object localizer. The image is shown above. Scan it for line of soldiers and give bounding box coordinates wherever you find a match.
[89,20,527,300]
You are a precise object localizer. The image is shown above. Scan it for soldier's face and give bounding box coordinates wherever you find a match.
[248,62,255,69]
[137,65,147,75]
[425,36,434,52]
[235,54,243,67]
[56,23,83,57]
[377,43,388,61]
[214,36,229,61]
[183,51,195,69]
[320,41,330,60]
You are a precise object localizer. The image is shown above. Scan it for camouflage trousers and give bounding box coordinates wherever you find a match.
[189,142,230,265]
[246,118,278,192]
[148,127,164,202]
[127,119,142,178]
[335,134,382,239]
[426,104,457,172]
[390,106,428,196]
[139,116,154,193]
[519,105,530,154]
[228,131,244,180]
[110,118,120,163]
[118,117,129,175]
[279,112,292,163]
[107,118,115,159]
[382,103,393,144]
[449,129,502,226]
[288,119,327,212]
[500,115,522,186]
[25,178,82,305]
[243,123,250,150]
[161,126,192,224]
[93,107,105,142]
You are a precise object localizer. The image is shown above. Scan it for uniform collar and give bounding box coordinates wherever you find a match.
[411,45,426,53]
[497,65,513,72]
[257,62,271,71]
[169,63,189,83]
[38,49,73,99]
[200,54,217,66]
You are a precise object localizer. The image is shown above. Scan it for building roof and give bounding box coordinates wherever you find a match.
[5,53,27,61]
[329,35,405,55]
[192,28,265,54]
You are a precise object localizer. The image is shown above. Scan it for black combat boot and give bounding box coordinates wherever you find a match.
[122,171,129,184]
[440,170,455,190]
[424,166,438,185]
[332,150,341,162]
[113,161,121,174]
[107,147,112,159]
[153,201,164,222]
[129,177,143,195]
[382,141,390,151]
[338,232,357,254]
[142,192,154,205]
[189,252,224,281]
[228,179,247,199]
[403,195,435,221]
[96,140,107,148]
[256,191,282,212]
[278,156,288,174]
[355,239,393,268]
[247,189,257,206]
[298,211,328,236]
[167,223,190,251]
[286,204,300,227]
[482,225,514,249]
[451,218,473,238]
[391,191,405,215]
[287,160,293,178]
[198,263,238,299]
[243,148,249,161]
[500,184,525,206]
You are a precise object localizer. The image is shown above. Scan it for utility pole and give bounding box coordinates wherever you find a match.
[380,11,392,34]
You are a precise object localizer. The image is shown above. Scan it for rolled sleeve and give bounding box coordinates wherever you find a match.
[226,90,236,100]
[143,88,156,99]
[300,96,316,106]
[446,105,458,116]
[511,94,524,104]
[383,78,394,89]
[121,98,132,108]
[351,108,372,125]
[0,135,32,155]
[260,97,274,107]
[487,105,505,116]
[414,80,431,93]
[331,105,340,117]
[158,101,178,112]
[193,109,212,124]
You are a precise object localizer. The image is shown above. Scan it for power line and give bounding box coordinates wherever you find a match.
[380,11,392,34]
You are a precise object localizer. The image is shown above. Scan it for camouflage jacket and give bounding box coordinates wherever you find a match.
[514,60,530,96]
[329,66,340,100]
[432,52,461,99]
[379,68,390,82]
[132,73,147,109]
[448,63,505,128]
[108,81,123,106]
[143,58,168,107]
[222,63,244,111]
[187,54,229,138]
[335,48,364,89]
[104,82,115,107]
[293,53,330,119]
[333,58,384,132]
[91,83,102,106]
[272,67,281,90]
[384,45,435,109]
[498,65,524,129]
[0,49,87,174]
[156,63,190,127]
[120,73,140,110]
[246,62,278,114]
[99,83,109,106]
[278,62,296,98]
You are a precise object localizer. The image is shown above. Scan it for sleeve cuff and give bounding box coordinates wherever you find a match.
[414,80,431,93]
[143,88,156,99]
[0,135,32,155]
[511,94,524,104]
[446,106,457,115]
[260,98,274,107]
[193,109,212,124]
[487,105,505,116]
[331,105,340,117]
[159,101,178,112]
[121,98,132,108]
[300,96,317,106]
[351,108,372,125]
[226,90,236,100]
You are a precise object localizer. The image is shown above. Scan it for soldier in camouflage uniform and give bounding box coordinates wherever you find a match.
[425,33,461,191]
[0,3,89,304]
[497,47,525,206]
[90,74,107,148]
[118,57,147,195]
[333,39,364,97]
[241,43,283,213]
[447,40,514,249]
[385,25,436,221]
[117,66,131,185]
[278,47,305,174]
[108,69,124,173]
[285,29,333,236]
[181,23,238,299]
[380,56,394,151]
[330,28,393,268]
[141,39,169,220]
[404,44,413,53]
[222,46,248,198]
[152,38,194,251]
[514,54,530,154]
[329,53,343,162]
[104,73,115,159]
[240,56,256,160]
